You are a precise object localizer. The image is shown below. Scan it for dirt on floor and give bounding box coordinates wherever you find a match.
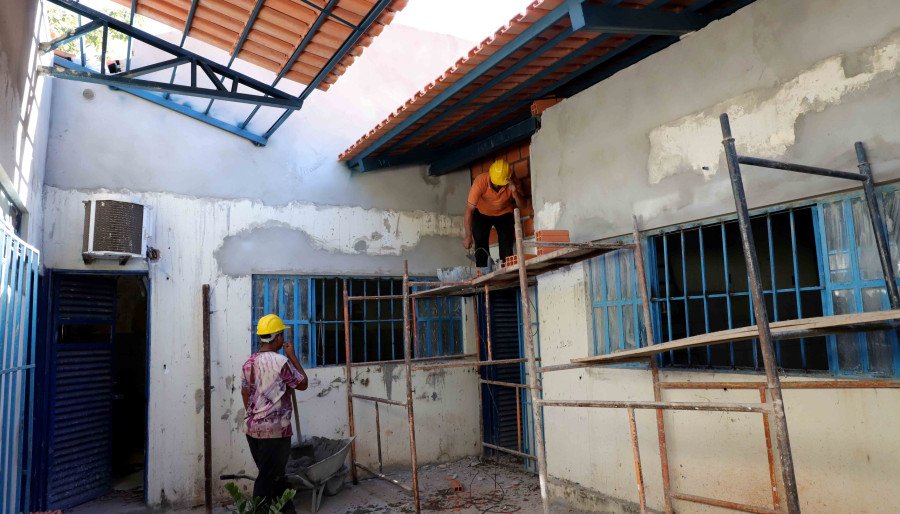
[66,456,591,513]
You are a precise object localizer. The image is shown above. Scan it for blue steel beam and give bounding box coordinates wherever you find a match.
[570,3,709,35]
[164,0,200,98]
[386,27,573,154]
[241,0,340,129]
[428,117,540,175]
[39,20,103,53]
[40,64,300,108]
[125,0,137,71]
[203,0,267,115]
[262,0,395,139]
[298,0,356,28]
[346,0,584,165]
[53,58,268,145]
[46,0,299,106]
[120,56,188,78]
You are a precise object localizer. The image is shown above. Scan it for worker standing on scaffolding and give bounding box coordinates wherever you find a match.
[463,158,526,268]
[241,314,308,513]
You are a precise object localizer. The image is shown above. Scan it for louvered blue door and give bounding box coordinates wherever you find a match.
[479,290,524,454]
[46,275,116,509]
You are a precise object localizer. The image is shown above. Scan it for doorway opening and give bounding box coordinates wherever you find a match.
[43,272,149,510]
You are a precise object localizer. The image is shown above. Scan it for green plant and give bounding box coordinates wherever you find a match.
[46,4,142,56]
[224,482,297,514]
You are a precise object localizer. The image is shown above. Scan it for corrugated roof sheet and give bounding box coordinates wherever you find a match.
[110,0,407,91]
[339,0,749,165]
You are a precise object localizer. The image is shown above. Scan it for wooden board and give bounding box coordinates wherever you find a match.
[412,242,630,298]
[571,310,900,365]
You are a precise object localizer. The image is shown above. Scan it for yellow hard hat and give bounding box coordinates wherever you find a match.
[257,314,287,336]
[489,159,511,186]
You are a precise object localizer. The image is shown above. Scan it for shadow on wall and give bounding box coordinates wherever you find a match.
[0,0,51,241]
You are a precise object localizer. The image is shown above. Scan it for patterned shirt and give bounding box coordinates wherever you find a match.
[241,351,307,439]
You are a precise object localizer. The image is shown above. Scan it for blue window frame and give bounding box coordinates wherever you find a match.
[251,276,463,367]
[587,185,900,378]
[588,247,648,355]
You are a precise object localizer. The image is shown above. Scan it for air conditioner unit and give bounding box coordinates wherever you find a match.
[82,199,151,264]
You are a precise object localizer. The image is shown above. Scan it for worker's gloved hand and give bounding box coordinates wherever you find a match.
[463,233,473,249]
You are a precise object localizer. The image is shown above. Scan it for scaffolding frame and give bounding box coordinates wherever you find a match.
[342,113,900,514]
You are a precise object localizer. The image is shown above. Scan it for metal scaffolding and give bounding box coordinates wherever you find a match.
[342,113,900,514]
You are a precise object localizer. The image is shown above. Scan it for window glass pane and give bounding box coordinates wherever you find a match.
[604,255,616,302]
[608,305,621,351]
[594,306,607,354]
[267,277,279,315]
[862,287,894,375]
[298,279,309,320]
[823,201,852,284]
[882,190,900,276]
[283,278,294,320]
[851,198,883,281]
[832,289,862,373]
[619,250,634,300]
[622,305,635,350]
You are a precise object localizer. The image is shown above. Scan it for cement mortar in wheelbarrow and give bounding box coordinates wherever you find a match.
[286,436,354,513]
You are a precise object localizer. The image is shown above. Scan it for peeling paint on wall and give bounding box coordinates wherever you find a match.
[647,30,899,184]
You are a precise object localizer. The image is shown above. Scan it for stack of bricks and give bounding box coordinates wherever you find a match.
[503,253,537,268]
[469,141,535,242]
[535,229,570,255]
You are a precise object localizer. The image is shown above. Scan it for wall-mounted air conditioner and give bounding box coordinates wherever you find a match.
[82,199,152,264]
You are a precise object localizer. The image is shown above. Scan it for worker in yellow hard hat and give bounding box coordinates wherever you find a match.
[463,158,526,268]
[241,313,308,513]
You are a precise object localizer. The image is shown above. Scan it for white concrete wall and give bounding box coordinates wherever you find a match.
[0,0,52,244]
[529,0,900,512]
[41,23,482,507]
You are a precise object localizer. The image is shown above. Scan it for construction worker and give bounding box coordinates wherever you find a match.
[241,314,308,513]
[463,158,526,267]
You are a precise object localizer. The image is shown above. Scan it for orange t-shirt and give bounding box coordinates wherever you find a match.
[467,173,514,216]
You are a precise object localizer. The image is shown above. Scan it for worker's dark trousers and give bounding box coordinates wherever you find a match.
[472,209,515,267]
[246,435,296,513]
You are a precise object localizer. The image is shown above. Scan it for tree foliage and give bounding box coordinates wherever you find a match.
[46,4,143,57]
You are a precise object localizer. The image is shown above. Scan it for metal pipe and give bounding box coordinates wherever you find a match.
[514,208,550,514]
[632,216,655,347]
[650,361,672,514]
[343,280,358,484]
[409,281,472,287]
[539,399,770,413]
[737,156,865,182]
[482,442,536,460]
[353,463,413,493]
[202,285,212,514]
[659,380,900,390]
[347,294,404,301]
[485,285,493,361]
[627,408,647,514]
[413,357,532,371]
[515,387,522,452]
[402,261,421,513]
[375,403,383,474]
[672,493,777,514]
[412,296,419,358]
[479,379,536,389]
[523,241,631,250]
[350,353,476,368]
[759,387,780,511]
[350,393,406,407]
[856,142,900,308]
[721,113,801,514]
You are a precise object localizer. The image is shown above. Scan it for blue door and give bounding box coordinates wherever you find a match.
[45,274,117,509]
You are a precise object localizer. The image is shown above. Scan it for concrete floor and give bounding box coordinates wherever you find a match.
[65,456,588,513]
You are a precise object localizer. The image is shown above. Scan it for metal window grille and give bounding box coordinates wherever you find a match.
[0,224,40,513]
[589,192,900,377]
[588,247,648,355]
[251,276,463,367]
[0,186,23,237]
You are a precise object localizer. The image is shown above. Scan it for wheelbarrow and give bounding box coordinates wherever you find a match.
[221,435,355,513]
